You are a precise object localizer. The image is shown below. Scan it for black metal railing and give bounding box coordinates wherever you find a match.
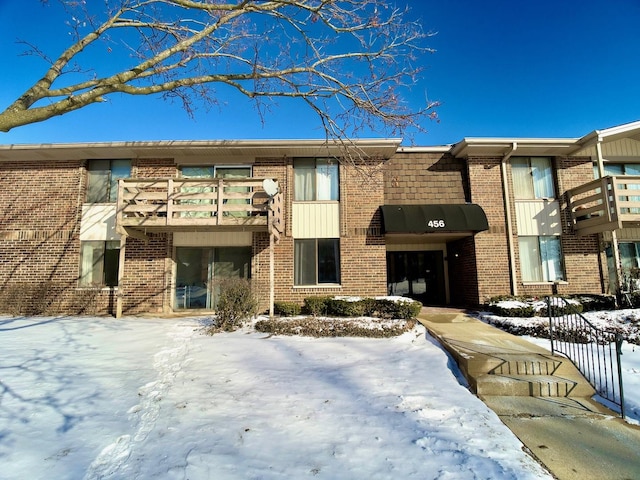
[548,296,625,418]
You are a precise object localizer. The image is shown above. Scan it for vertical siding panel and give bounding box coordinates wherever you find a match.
[292,203,340,238]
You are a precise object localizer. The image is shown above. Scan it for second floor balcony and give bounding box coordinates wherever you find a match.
[116,177,283,238]
[568,176,640,235]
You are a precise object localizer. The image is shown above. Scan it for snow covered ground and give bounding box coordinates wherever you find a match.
[0,314,558,480]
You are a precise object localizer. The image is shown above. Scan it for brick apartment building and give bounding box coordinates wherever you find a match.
[1,120,639,317]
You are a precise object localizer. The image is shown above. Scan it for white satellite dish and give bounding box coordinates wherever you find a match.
[262,178,279,197]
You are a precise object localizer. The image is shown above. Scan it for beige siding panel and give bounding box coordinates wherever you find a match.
[602,138,640,158]
[292,202,340,238]
[614,228,640,241]
[573,139,640,158]
[515,200,561,236]
[80,204,120,241]
[173,231,252,246]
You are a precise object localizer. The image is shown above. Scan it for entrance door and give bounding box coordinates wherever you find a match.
[175,246,251,310]
[387,251,446,305]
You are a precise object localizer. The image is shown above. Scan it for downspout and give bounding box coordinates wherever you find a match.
[501,143,518,296]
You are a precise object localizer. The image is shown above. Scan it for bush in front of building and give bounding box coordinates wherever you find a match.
[256,296,422,337]
[254,317,416,338]
[301,296,422,320]
[0,282,100,316]
[211,278,258,332]
[485,294,618,318]
[568,294,616,312]
[302,296,332,316]
[274,301,302,317]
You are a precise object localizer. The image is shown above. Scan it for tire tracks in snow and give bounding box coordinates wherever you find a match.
[83,322,195,480]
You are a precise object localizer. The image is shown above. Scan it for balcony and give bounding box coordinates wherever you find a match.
[567,176,640,235]
[116,177,283,239]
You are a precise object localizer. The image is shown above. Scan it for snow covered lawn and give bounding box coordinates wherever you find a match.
[0,315,553,480]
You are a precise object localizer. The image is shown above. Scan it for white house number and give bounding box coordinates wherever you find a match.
[427,220,446,228]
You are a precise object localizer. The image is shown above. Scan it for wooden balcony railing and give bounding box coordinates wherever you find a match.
[567,175,640,235]
[116,178,283,238]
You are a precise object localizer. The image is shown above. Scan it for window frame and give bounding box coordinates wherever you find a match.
[294,238,341,286]
[86,159,131,203]
[79,240,121,287]
[518,235,564,283]
[293,158,339,202]
[512,157,555,200]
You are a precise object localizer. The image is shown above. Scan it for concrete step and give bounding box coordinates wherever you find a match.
[488,353,562,376]
[474,373,595,397]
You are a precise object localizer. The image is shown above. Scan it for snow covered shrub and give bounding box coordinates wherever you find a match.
[538,297,583,317]
[213,278,258,332]
[388,299,422,319]
[274,301,301,317]
[485,296,537,318]
[254,317,416,338]
[569,294,616,312]
[482,316,551,338]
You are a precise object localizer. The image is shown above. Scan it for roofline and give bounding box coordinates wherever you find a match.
[0,138,403,162]
[450,137,579,158]
[396,145,452,154]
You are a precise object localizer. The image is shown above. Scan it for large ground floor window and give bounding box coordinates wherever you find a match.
[606,241,640,293]
[79,240,120,287]
[294,238,340,286]
[518,236,564,282]
[175,246,251,309]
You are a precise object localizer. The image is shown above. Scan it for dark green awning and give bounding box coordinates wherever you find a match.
[380,204,489,234]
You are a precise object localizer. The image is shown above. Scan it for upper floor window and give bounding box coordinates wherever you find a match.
[86,159,131,203]
[598,163,640,177]
[512,157,554,199]
[294,158,339,201]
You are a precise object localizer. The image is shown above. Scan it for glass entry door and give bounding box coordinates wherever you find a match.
[387,251,446,305]
[175,246,251,310]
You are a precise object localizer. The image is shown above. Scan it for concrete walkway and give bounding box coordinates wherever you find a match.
[417,308,640,480]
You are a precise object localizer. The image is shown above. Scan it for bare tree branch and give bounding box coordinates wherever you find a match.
[0,0,439,146]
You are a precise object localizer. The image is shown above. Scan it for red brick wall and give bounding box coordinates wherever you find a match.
[121,234,170,314]
[466,157,512,303]
[0,160,86,313]
[252,158,387,308]
[467,155,603,303]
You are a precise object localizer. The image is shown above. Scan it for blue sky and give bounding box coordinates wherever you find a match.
[0,0,639,146]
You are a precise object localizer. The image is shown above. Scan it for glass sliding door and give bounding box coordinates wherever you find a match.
[175,247,212,309]
[175,246,251,310]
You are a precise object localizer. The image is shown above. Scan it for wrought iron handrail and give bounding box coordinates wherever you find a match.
[548,296,625,418]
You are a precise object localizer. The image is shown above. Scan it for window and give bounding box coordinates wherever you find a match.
[618,242,640,270]
[86,159,131,203]
[596,163,640,177]
[512,157,555,199]
[294,158,339,201]
[79,241,120,287]
[294,239,340,285]
[179,165,252,218]
[597,163,640,214]
[519,236,564,282]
